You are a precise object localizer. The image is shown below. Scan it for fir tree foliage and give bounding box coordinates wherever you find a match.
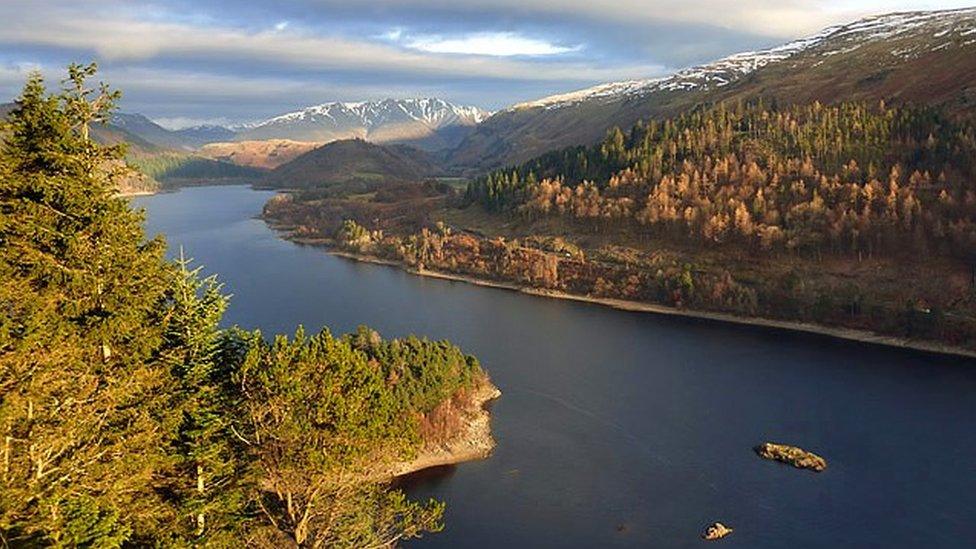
[0,63,175,545]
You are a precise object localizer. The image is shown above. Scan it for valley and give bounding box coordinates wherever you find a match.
[262,102,976,355]
[6,3,976,547]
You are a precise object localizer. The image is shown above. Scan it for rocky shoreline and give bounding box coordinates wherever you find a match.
[271,228,976,361]
[388,380,502,478]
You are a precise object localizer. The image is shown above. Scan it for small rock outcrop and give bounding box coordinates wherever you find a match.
[754,442,827,472]
[702,522,733,540]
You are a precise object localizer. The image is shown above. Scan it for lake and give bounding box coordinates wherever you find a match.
[134,185,976,548]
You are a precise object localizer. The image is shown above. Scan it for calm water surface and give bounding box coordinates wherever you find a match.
[135,186,976,548]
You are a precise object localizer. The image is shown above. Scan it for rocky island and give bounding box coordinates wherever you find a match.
[702,522,734,540]
[755,442,827,472]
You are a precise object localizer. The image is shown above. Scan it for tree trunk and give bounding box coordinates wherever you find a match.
[196,464,205,535]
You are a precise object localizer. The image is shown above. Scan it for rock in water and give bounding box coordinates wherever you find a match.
[755,442,827,472]
[702,522,734,540]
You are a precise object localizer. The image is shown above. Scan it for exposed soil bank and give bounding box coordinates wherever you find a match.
[389,381,502,478]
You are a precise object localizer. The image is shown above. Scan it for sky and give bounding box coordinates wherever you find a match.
[0,0,973,127]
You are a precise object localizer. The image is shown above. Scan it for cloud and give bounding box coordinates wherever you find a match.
[403,32,581,56]
[152,116,235,130]
[305,0,976,38]
[7,0,970,121]
[0,2,656,83]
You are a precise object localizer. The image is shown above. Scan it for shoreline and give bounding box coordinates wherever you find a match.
[388,381,502,478]
[284,235,976,361]
[118,179,267,199]
[117,189,163,198]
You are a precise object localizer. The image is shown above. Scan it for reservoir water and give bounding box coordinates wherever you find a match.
[135,185,976,548]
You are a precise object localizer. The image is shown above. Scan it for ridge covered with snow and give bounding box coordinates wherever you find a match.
[513,7,976,111]
[245,98,490,133]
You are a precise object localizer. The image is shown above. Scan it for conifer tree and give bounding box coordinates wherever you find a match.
[0,64,174,544]
[157,254,247,546]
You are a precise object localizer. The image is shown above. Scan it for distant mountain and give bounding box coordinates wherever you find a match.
[173,125,237,148]
[110,113,192,150]
[238,98,490,151]
[4,103,172,158]
[449,8,976,173]
[261,138,443,190]
[110,113,236,150]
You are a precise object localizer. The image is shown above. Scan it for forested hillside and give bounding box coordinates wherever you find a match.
[0,65,492,547]
[468,100,976,258]
[127,152,265,184]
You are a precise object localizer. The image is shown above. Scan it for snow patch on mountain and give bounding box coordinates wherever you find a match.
[512,25,841,111]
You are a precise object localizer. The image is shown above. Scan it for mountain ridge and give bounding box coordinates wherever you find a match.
[237,98,490,151]
[448,7,976,173]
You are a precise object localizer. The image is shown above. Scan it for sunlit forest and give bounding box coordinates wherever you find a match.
[468,101,976,258]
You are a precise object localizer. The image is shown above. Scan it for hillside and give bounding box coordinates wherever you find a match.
[127,153,265,185]
[199,139,320,169]
[239,98,489,151]
[261,138,443,190]
[111,112,194,150]
[449,8,976,173]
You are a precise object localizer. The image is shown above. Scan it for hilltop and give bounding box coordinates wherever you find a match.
[261,138,443,190]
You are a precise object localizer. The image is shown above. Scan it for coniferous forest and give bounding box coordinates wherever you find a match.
[0,66,489,547]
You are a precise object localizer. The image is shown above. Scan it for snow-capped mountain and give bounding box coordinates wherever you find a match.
[237,98,490,150]
[514,7,976,111]
[450,8,976,172]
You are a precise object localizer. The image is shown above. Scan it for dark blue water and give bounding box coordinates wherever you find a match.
[134,186,976,548]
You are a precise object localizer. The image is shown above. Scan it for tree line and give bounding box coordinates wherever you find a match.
[0,65,485,547]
